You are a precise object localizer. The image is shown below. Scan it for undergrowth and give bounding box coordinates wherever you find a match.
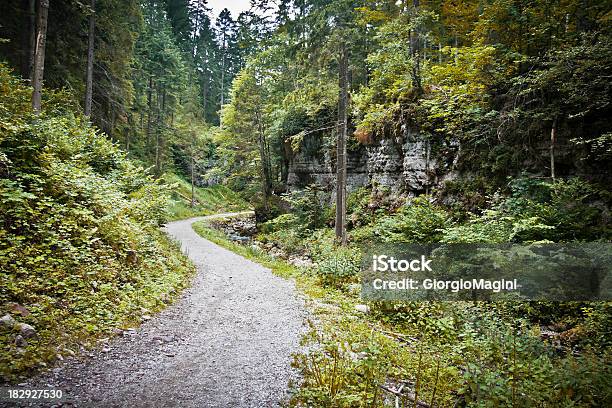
[0,65,195,382]
[202,180,611,407]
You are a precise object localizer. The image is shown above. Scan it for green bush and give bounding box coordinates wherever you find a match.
[256,214,305,254]
[305,230,362,287]
[440,209,545,243]
[441,177,609,243]
[346,187,374,228]
[252,192,289,224]
[315,246,362,288]
[294,301,612,407]
[373,195,451,243]
[503,177,608,242]
[259,213,300,234]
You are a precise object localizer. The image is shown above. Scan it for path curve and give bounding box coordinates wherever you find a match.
[22,213,305,407]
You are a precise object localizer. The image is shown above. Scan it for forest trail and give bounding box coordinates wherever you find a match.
[24,213,305,407]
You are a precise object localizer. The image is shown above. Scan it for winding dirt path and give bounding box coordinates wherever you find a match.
[23,213,305,407]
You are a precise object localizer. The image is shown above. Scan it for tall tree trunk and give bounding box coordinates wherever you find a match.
[191,12,200,60]
[191,154,196,207]
[155,86,166,177]
[146,75,153,150]
[31,0,49,113]
[256,111,272,210]
[410,0,422,93]
[220,31,227,120]
[265,134,272,184]
[335,42,348,245]
[126,112,134,154]
[110,108,116,137]
[220,53,226,107]
[126,115,131,153]
[202,76,208,119]
[550,118,557,181]
[155,129,160,176]
[28,0,36,81]
[84,0,95,117]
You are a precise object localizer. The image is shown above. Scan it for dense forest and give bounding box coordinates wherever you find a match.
[1,0,611,406]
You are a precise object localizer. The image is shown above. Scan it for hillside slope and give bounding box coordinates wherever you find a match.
[0,65,195,381]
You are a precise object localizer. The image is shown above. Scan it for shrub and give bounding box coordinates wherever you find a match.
[315,246,362,288]
[373,195,451,243]
[305,229,362,288]
[346,187,373,228]
[255,214,305,254]
[259,213,300,234]
[441,177,609,243]
[503,177,608,241]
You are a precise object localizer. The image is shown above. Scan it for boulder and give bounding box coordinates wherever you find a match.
[6,302,31,317]
[0,314,16,330]
[14,334,27,347]
[16,322,37,339]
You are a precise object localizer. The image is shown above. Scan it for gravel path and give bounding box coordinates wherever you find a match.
[19,213,305,407]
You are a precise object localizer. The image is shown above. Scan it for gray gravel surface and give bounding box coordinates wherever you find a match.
[17,213,305,408]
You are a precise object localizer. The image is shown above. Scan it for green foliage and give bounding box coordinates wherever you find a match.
[304,230,362,288]
[253,183,611,407]
[259,213,300,234]
[258,217,305,255]
[372,196,451,243]
[163,172,249,221]
[440,210,521,244]
[0,0,140,137]
[0,66,194,380]
[292,320,396,407]
[442,177,610,243]
[504,32,612,153]
[582,303,612,350]
[314,245,362,288]
[216,68,269,199]
[293,300,612,408]
[283,184,329,232]
[346,187,375,228]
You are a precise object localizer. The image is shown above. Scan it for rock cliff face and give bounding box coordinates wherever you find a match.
[286,128,440,195]
[286,139,368,193]
[286,124,608,200]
